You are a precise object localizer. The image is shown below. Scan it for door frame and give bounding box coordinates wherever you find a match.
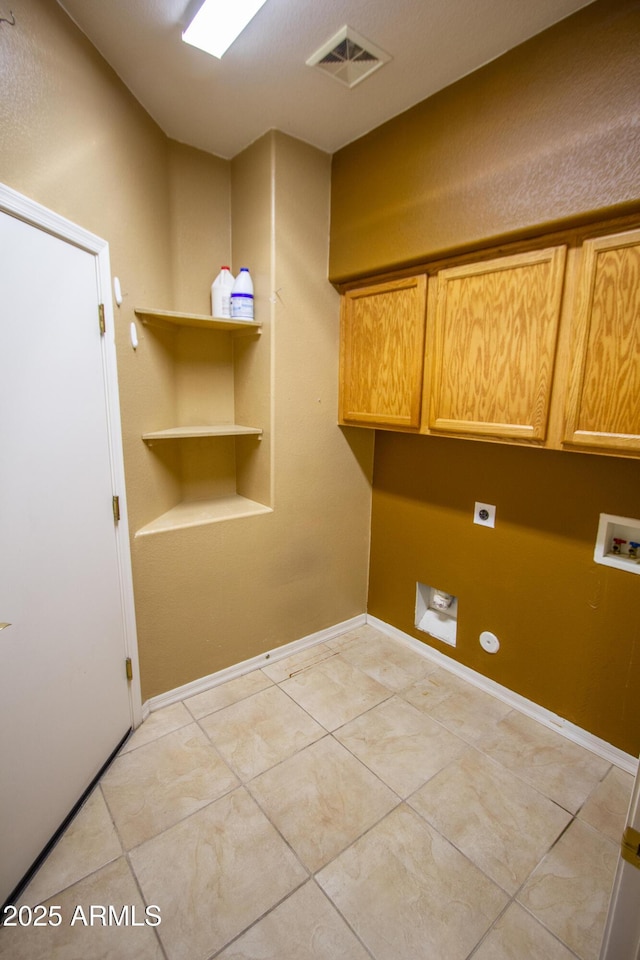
[0,181,141,728]
[599,755,640,960]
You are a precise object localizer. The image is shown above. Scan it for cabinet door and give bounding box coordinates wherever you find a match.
[339,275,427,428]
[563,229,640,453]
[428,247,566,441]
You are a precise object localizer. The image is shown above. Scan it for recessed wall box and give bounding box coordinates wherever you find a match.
[415,583,458,646]
[594,513,640,575]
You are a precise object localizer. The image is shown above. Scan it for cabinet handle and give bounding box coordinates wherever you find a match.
[0,622,12,631]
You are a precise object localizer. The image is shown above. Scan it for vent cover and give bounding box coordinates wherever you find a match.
[306,26,391,88]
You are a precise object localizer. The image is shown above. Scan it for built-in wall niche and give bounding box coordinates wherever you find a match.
[594,513,640,575]
[415,582,458,646]
[134,308,271,535]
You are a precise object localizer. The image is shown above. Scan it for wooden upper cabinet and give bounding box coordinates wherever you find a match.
[427,247,567,442]
[339,275,427,429]
[563,229,640,453]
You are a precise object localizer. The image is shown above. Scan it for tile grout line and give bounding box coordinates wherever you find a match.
[310,876,379,960]
[204,877,310,960]
[122,844,170,960]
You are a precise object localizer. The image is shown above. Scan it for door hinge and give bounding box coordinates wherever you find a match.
[125,657,133,682]
[98,303,106,335]
[621,826,640,870]
[112,495,120,522]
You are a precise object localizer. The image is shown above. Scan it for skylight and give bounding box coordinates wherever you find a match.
[182,0,269,59]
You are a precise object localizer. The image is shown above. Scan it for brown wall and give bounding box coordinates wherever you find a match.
[329,0,640,754]
[330,0,640,283]
[1,0,373,702]
[370,435,640,756]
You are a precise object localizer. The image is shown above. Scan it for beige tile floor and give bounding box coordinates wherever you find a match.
[1,624,633,960]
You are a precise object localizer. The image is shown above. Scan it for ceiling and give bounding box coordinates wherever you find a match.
[57,0,595,160]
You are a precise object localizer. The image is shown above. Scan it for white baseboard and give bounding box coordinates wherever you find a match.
[143,614,367,716]
[367,615,638,776]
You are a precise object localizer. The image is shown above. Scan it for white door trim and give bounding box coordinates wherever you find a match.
[0,182,141,727]
[599,758,640,960]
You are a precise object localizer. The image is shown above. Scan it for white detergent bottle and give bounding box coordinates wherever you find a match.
[211,266,234,319]
[230,267,254,321]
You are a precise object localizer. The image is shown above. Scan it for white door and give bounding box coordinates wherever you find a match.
[599,757,640,960]
[0,187,137,906]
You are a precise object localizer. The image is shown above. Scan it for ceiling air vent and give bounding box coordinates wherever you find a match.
[306,26,391,89]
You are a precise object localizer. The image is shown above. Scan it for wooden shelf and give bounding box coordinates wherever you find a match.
[134,307,261,334]
[142,425,262,441]
[135,495,272,537]
[135,303,268,532]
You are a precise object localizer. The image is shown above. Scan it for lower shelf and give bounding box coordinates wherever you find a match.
[135,495,272,537]
[142,425,262,440]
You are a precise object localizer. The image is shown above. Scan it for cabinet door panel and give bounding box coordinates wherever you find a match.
[339,275,427,428]
[563,230,640,452]
[428,247,566,441]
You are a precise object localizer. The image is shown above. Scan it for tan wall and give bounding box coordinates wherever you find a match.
[328,0,640,754]
[270,132,374,626]
[167,141,231,317]
[231,134,275,509]
[1,0,373,702]
[135,132,373,698]
[329,0,640,283]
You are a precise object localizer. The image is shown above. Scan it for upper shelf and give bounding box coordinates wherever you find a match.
[134,307,261,334]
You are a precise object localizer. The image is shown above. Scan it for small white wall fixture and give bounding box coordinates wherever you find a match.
[594,513,640,576]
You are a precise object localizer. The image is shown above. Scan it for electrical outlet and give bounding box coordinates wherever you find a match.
[474,502,496,528]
